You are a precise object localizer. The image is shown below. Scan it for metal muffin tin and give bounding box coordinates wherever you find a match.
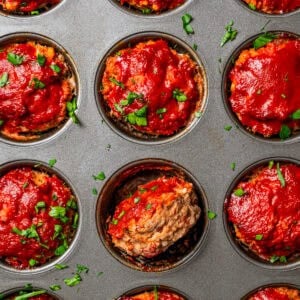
[0,0,299,299]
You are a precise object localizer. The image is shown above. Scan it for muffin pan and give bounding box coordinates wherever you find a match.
[0,0,299,299]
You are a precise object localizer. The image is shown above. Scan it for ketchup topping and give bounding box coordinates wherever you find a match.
[120,291,184,300]
[102,39,202,136]
[0,167,78,269]
[243,0,300,14]
[0,42,71,140]
[0,0,60,13]
[229,38,300,137]
[250,287,299,300]
[108,176,188,239]
[119,0,185,11]
[227,163,300,261]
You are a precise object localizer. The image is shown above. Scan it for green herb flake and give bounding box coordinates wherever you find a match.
[195,111,202,118]
[23,181,29,189]
[49,284,61,291]
[55,263,68,270]
[248,3,256,10]
[193,44,198,51]
[126,106,148,126]
[0,120,4,126]
[153,286,159,300]
[224,125,232,131]
[73,212,79,229]
[29,258,37,267]
[35,201,46,213]
[279,124,291,140]
[53,224,62,239]
[255,234,263,241]
[50,64,61,73]
[37,54,46,66]
[268,160,274,169]
[230,163,236,171]
[290,109,300,120]
[234,188,245,197]
[64,273,82,287]
[146,203,152,210]
[156,108,167,115]
[49,206,66,219]
[97,271,103,277]
[14,290,46,300]
[182,14,194,34]
[276,163,286,188]
[52,193,58,201]
[253,32,277,50]
[7,52,24,65]
[76,264,89,274]
[32,78,45,89]
[92,171,106,181]
[0,72,9,87]
[270,255,279,263]
[92,187,98,195]
[31,10,39,15]
[55,244,67,256]
[111,218,118,225]
[173,89,187,102]
[141,8,152,14]
[207,210,217,220]
[66,97,80,124]
[220,20,238,47]
[279,256,287,263]
[134,197,140,204]
[109,77,125,89]
[48,158,57,167]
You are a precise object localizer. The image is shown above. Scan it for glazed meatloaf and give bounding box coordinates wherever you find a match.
[0,167,78,269]
[249,287,300,300]
[229,36,300,138]
[119,0,185,13]
[226,163,300,263]
[0,41,75,141]
[0,0,60,14]
[120,290,184,300]
[108,176,200,258]
[101,39,204,137]
[242,0,300,14]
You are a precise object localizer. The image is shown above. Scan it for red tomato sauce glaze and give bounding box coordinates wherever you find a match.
[242,0,300,14]
[249,287,300,300]
[226,163,300,262]
[119,0,185,12]
[229,37,300,138]
[101,39,203,136]
[0,1,60,13]
[0,167,78,269]
[0,41,73,141]
[120,290,184,300]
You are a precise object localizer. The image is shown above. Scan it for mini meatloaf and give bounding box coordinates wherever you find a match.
[120,290,185,300]
[119,0,185,13]
[101,39,204,137]
[0,167,78,269]
[108,176,200,258]
[228,36,300,138]
[242,0,300,14]
[0,41,75,141]
[0,0,60,14]
[226,163,300,263]
[248,287,300,300]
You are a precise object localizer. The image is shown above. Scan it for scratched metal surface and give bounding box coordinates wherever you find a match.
[0,0,299,299]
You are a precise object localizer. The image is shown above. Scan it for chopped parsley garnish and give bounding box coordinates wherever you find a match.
[50,64,61,73]
[52,193,58,200]
[35,201,46,213]
[141,8,152,14]
[53,224,62,239]
[126,106,148,126]
[29,258,37,267]
[92,188,98,195]
[153,286,159,300]
[7,52,24,65]
[146,203,152,210]
[120,92,143,106]
[111,219,118,225]
[66,97,80,124]
[0,72,8,87]
[31,10,40,15]
[193,44,198,51]
[50,284,61,291]
[253,32,277,49]
[92,171,106,181]
[195,111,202,118]
[67,199,77,210]
[224,125,232,131]
[55,263,68,270]
[49,206,68,223]
[55,244,67,256]
[220,21,238,47]
[37,54,45,66]
[255,234,263,241]
[23,181,29,189]
[279,256,287,263]
[0,120,4,127]
[279,124,291,140]
[173,89,187,102]
[32,78,45,89]
[48,158,57,167]
[207,210,217,220]
[76,264,89,274]
[234,188,245,197]
[268,160,274,169]
[134,197,140,204]
[109,77,124,89]
[182,13,194,34]
[12,224,39,241]
[73,213,79,229]
[276,163,286,187]
[291,109,300,120]
[14,290,46,300]
[156,108,167,115]
[64,273,82,287]
[270,255,279,263]
[230,163,236,171]
[248,3,256,10]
